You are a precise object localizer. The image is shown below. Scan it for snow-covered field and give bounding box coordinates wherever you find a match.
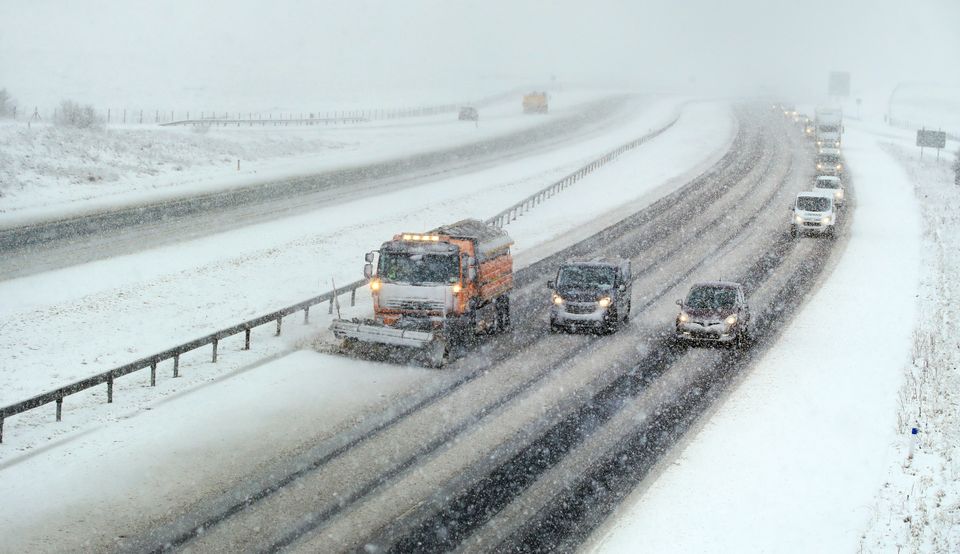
[0,90,610,221]
[587,102,960,552]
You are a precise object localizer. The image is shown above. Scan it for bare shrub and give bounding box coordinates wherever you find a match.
[0,88,14,117]
[55,99,104,129]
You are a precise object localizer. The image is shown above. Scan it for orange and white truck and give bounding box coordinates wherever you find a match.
[331,219,513,366]
[522,91,548,114]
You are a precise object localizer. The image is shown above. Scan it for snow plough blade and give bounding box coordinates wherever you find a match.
[331,319,435,349]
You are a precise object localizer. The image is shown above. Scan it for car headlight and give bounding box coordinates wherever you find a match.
[725,314,738,325]
[817,163,823,169]
[836,164,843,170]
[678,312,690,323]
[370,279,381,292]
[821,215,832,224]
[598,297,612,308]
[552,294,564,305]
[451,283,462,294]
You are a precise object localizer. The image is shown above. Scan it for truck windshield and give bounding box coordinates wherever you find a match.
[557,265,616,290]
[797,196,831,211]
[818,125,840,133]
[379,252,459,284]
[686,287,737,310]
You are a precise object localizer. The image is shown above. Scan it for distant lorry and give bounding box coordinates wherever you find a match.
[814,108,843,149]
[522,92,548,114]
[331,219,513,367]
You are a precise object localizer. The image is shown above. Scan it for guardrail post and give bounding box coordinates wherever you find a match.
[150,362,157,386]
[0,416,4,443]
[244,328,251,350]
[56,397,63,422]
[212,339,219,363]
[350,288,357,306]
[173,355,180,377]
[276,317,283,336]
[107,374,113,403]
[304,307,310,324]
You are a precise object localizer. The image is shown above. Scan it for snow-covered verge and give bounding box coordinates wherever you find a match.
[858,143,960,552]
[587,124,926,552]
[0,91,616,221]
[0,100,732,458]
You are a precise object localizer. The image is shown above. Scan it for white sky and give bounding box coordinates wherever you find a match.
[1,0,958,108]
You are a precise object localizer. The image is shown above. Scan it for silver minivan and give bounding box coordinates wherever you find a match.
[790,191,837,238]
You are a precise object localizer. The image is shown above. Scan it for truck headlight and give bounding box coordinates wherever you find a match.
[552,294,564,305]
[598,297,612,308]
[725,314,738,325]
[678,312,690,323]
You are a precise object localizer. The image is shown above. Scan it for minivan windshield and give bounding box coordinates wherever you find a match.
[816,180,840,189]
[686,286,737,310]
[557,265,617,290]
[797,196,831,212]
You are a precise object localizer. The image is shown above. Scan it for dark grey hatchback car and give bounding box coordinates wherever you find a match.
[675,281,751,347]
[548,259,632,333]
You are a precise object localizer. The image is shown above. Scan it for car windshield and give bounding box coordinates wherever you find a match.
[557,265,617,290]
[816,180,840,189]
[797,196,831,211]
[379,252,459,284]
[686,286,737,310]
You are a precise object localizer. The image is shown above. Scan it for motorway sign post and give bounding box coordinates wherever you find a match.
[916,128,947,160]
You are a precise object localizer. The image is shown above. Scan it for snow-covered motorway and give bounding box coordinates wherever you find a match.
[0,103,846,552]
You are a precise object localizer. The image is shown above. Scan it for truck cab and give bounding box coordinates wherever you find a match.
[548,259,631,333]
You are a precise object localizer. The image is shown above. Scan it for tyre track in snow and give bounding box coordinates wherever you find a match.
[0,95,644,280]
[128,108,781,553]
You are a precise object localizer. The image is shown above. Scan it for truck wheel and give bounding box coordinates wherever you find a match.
[496,296,511,332]
[425,339,449,368]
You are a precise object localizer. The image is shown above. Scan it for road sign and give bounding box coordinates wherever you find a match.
[917,129,947,148]
[828,72,851,96]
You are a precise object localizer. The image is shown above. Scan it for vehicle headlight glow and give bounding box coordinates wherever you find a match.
[725,314,738,325]
[821,215,832,224]
[836,190,844,198]
[370,279,381,292]
[451,283,462,293]
[552,294,564,305]
[598,297,612,308]
[836,164,843,170]
[817,163,823,169]
[795,215,803,224]
[678,312,690,323]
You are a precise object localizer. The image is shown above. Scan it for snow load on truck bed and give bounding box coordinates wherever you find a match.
[430,219,513,262]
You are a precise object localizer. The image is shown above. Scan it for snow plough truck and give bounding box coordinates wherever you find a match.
[331,219,513,367]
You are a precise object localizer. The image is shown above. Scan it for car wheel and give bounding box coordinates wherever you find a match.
[789,225,798,239]
[623,301,632,323]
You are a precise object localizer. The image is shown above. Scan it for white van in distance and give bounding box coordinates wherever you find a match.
[790,191,837,238]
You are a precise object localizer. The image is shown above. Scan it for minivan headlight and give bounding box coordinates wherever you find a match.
[552,294,564,305]
[597,297,612,308]
[725,314,738,325]
[678,312,690,323]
